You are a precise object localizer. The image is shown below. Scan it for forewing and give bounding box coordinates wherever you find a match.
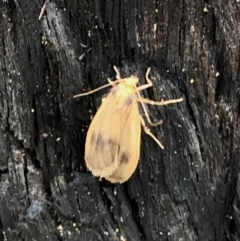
[105,101,141,183]
[85,88,122,177]
[85,85,141,183]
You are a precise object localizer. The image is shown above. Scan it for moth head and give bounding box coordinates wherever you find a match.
[125,75,139,87]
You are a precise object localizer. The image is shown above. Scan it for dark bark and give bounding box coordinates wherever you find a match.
[0,0,240,240]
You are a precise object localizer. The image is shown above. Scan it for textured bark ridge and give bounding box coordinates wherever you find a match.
[0,1,239,241]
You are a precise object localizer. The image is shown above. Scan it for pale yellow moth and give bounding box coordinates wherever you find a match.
[74,66,183,183]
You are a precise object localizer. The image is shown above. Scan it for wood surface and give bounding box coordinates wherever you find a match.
[0,1,239,240]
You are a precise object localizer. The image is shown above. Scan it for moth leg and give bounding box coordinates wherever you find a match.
[140,115,164,149]
[137,68,183,105]
[113,66,121,79]
[136,95,163,126]
[139,98,183,106]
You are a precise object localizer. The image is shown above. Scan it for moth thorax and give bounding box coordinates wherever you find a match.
[114,84,137,108]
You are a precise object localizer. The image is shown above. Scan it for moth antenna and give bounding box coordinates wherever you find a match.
[145,67,152,84]
[136,67,153,91]
[113,66,121,79]
[135,67,162,126]
[73,79,125,98]
[136,67,182,125]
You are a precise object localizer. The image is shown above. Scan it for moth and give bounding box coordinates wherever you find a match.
[74,66,183,183]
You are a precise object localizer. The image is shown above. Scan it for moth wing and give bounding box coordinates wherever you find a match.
[85,85,141,183]
[85,89,122,177]
[105,101,141,183]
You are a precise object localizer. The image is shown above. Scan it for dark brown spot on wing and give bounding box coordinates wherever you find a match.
[91,133,105,150]
[111,85,120,96]
[108,138,120,162]
[124,95,136,106]
[96,134,106,150]
[90,133,96,144]
[91,133,129,164]
[107,139,130,164]
[119,152,129,164]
